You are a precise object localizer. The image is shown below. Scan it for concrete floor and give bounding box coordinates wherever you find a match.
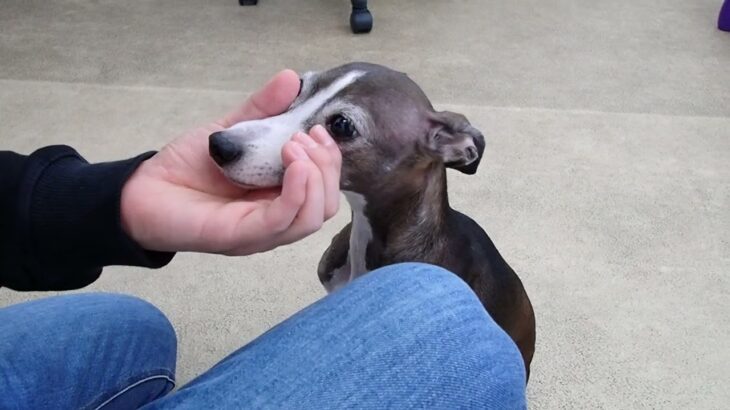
[1,0,728,408]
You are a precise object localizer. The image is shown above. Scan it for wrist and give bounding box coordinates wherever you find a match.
[120,159,153,250]
[23,147,174,283]
[120,172,138,245]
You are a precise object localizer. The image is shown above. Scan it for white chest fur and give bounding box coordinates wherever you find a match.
[343,191,373,282]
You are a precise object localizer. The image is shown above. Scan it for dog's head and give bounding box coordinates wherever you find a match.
[209,62,485,193]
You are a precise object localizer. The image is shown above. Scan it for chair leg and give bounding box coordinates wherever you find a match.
[719,0,730,32]
[350,0,373,34]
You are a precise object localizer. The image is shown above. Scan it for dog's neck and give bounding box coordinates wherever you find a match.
[345,163,452,277]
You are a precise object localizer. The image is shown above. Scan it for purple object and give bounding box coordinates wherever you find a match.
[720,0,730,31]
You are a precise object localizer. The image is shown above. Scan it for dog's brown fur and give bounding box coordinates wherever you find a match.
[309,63,537,379]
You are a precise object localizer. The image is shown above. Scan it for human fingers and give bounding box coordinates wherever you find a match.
[261,143,310,233]
[292,126,341,219]
[309,125,341,219]
[279,156,326,242]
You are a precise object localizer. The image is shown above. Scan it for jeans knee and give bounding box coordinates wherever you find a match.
[82,292,173,327]
[336,263,527,404]
[98,293,175,339]
[350,262,489,330]
[367,262,474,299]
[68,293,177,369]
[0,293,178,410]
[366,264,522,352]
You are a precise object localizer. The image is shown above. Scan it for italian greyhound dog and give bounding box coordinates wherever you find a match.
[209,62,536,379]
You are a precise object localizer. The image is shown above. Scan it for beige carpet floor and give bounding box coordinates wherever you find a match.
[1,1,728,408]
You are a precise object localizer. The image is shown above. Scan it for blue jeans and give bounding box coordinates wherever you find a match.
[0,263,526,409]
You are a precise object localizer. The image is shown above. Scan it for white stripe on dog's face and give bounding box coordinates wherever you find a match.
[217,70,365,187]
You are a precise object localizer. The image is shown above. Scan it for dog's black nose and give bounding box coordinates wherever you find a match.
[209,131,243,166]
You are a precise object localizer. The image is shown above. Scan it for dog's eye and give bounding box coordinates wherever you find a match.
[327,115,357,139]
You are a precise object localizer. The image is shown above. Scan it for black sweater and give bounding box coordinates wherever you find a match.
[1,145,175,291]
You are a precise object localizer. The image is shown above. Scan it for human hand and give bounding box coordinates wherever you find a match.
[120,70,342,256]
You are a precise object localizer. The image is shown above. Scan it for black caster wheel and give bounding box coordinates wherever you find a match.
[239,0,257,5]
[350,9,373,33]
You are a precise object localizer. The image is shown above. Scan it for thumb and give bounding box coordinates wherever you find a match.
[218,69,301,128]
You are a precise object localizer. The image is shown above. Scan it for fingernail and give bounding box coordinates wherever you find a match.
[291,142,308,159]
[295,132,318,148]
[311,125,335,146]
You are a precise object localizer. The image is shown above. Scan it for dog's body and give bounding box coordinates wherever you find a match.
[209,62,535,378]
[318,188,535,380]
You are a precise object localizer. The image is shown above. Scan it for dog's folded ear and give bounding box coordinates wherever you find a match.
[426,111,486,175]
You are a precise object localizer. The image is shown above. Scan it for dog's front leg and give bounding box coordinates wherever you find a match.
[317,223,352,292]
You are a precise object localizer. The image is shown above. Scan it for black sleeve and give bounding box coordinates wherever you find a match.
[1,145,175,291]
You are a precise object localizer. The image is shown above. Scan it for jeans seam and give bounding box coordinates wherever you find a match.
[92,374,176,410]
